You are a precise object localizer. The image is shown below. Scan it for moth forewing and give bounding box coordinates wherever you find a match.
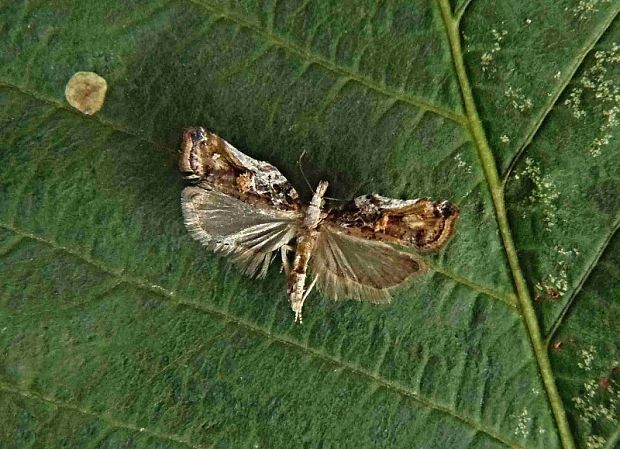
[327,195,459,253]
[180,127,301,211]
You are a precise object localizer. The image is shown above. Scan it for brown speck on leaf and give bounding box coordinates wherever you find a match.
[545,287,561,300]
[598,377,610,390]
[65,71,107,115]
[551,341,563,351]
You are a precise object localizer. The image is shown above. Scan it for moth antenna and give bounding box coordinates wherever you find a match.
[324,178,376,202]
[349,177,375,198]
[297,150,313,194]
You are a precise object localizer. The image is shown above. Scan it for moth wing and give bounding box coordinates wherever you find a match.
[327,195,459,253]
[182,186,299,278]
[312,225,425,303]
[180,128,301,212]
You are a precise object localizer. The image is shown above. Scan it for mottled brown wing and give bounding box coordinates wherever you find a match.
[326,194,459,253]
[311,225,425,303]
[181,186,300,278]
[179,127,301,212]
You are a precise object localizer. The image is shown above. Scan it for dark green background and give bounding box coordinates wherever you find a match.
[0,1,618,448]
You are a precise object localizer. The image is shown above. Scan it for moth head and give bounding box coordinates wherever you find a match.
[179,127,208,181]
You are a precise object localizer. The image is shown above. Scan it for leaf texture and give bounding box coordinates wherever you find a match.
[0,1,618,448]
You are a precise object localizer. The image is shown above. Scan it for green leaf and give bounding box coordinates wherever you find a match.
[0,1,618,448]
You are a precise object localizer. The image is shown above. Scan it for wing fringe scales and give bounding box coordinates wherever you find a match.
[182,186,298,278]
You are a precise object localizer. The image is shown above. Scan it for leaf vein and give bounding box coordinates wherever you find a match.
[186,0,468,126]
[435,1,577,448]
[430,264,517,307]
[0,81,161,148]
[502,6,620,184]
[603,424,620,449]
[0,81,514,308]
[0,223,524,449]
[0,383,209,449]
[545,219,620,345]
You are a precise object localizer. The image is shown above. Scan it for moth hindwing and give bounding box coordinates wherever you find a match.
[180,127,459,323]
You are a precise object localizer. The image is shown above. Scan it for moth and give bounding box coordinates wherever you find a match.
[179,127,459,323]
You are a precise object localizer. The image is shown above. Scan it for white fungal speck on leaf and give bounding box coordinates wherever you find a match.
[578,346,597,371]
[586,435,607,449]
[572,0,612,21]
[454,153,472,173]
[514,408,531,438]
[505,86,534,112]
[563,42,619,157]
[570,344,619,446]
[565,87,587,118]
[480,29,508,74]
[517,158,560,230]
[535,246,579,300]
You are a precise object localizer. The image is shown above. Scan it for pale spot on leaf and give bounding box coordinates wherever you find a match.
[65,71,108,115]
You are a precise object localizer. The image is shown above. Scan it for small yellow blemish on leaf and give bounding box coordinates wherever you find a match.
[65,71,108,115]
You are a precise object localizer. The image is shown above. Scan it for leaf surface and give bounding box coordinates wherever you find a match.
[0,1,618,448]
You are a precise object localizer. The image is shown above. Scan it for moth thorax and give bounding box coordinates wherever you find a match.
[303,181,328,229]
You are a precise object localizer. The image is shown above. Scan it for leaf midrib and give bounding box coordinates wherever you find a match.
[545,222,620,345]
[436,2,603,449]
[0,223,524,449]
[436,4,619,449]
